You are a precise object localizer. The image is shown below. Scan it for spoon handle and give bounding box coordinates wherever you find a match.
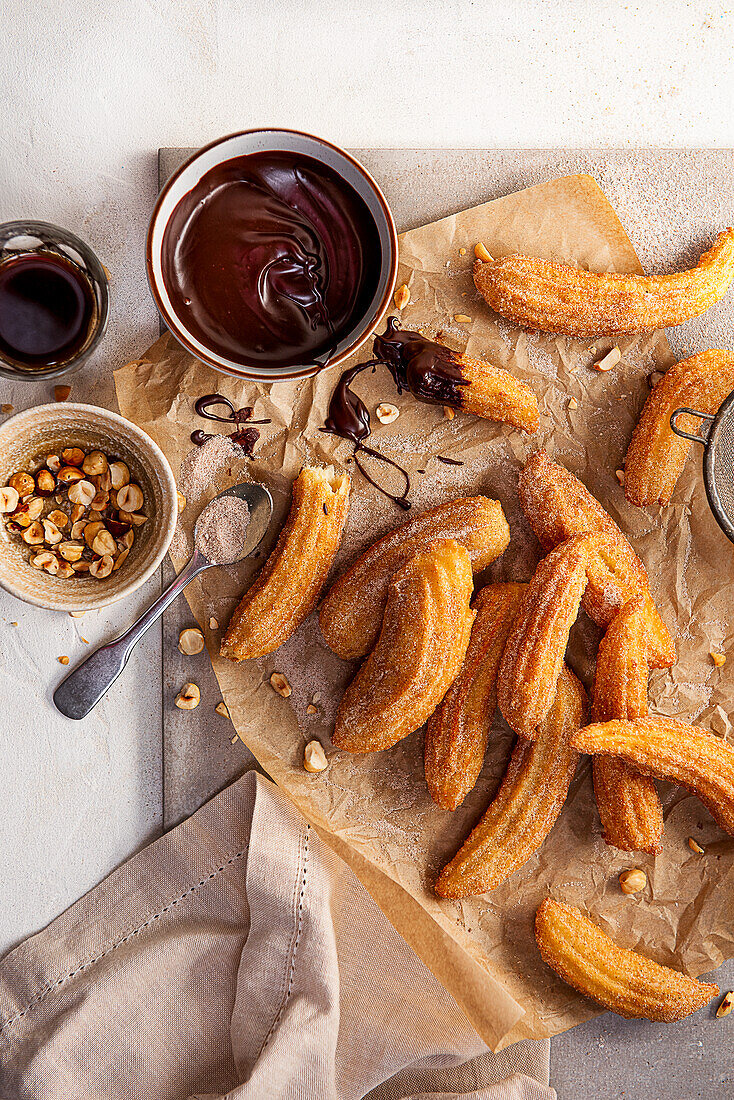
[53,550,212,720]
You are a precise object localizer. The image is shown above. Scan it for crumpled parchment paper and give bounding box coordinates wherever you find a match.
[114,174,734,1050]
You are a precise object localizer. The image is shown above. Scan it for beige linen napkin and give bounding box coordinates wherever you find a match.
[0,770,553,1100]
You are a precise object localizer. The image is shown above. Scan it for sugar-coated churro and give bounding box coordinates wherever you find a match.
[624,350,734,506]
[436,666,585,897]
[221,466,350,661]
[592,598,663,855]
[333,539,475,753]
[425,583,526,810]
[535,898,718,1020]
[474,229,734,336]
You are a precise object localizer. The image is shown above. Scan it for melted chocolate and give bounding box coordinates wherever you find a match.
[436,454,464,466]
[191,392,266,456]
[0,253,95,366]
[372,317,468,407]
[162,151,382,370]
[321,357,411,509]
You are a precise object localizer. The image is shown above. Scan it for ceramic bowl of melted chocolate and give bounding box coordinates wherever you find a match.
[147,130,398,382]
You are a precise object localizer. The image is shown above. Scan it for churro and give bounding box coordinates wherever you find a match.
[474,229,734,336]
[624,350,734,506]
[535,899,718,1021]
[497,537,588,739]
[436,666,585,897]
[320,496,509,660]
[573,717,734,835]
[425,583,526,811]
[592,598,663,854]
[333,539,474,753]
[221,466,350,661]
[518,450,675,668]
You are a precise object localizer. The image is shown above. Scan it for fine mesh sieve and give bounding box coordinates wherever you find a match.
[670,388,734,544]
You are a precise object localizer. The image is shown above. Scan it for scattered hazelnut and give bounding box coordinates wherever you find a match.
[13,497,44,526]
[615,469,625,485]
[688,837,705,854]
[649,370,665,387]
[22,521,45,545]
[82,450,108,476]
[72,560,91,573]
[90,490,110,511]
[619,868,647,894]
[393,283,410,310]
[89,555,114,579]
[42,519,63,545]
[474,242,493,263]
[56,559,74,579]
[453,313,472,323]
[443,406,455,420]
[58,541,85,563]
[47,510,68,529]
[95,469,112,492]
[46,454,61,473]
[70,520,87,540]
[87,509,104,524]
[306,703,318,715]
[112,546,130,571]
[303,740,328,772]
[269,672,292,697]
[0,486,20,513]
[459,247,467,255]
[594,347,622,372]
[175,682,200,710]
[61,447,85,467]
[118,528,135,549]
[58,655,70,665]
[215,701,230,719]
[716,991,733,1018]
[8,472,35,497]
[109,461,130,490]
[711,651,726,667]
[67,479,96,507]
[568,397,579,410]
[54,384,71,402]
[70,503,85,524]
[1,403,14,414]
[209,616,219,630]
[376,402,399,425]
[57,466,85,484]
[177,491,186,513]
[69,610,86,617]
[178,627,205,655]
[34,471,57,496]
[92,529,117,557]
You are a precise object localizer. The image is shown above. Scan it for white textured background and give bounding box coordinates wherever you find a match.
[1,0,733,956]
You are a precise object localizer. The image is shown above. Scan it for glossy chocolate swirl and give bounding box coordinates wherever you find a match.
[372,316,468,407]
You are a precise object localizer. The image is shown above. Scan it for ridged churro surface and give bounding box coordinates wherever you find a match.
[625,349,734,506]
[333,539,475,753]
[221,466,350,661]
[436,666,585,897]
[425,583,526,811]
[573,718,734,835]
[457,355,540,432]
[497,537,588,739]
[519,450,675,668]
[320,496,508,660]
[535,899,718,1021]
[592,598,663,854]
[474,229,734,336]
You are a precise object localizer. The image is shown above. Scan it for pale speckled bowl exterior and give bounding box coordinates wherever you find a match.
[0,403,177,611]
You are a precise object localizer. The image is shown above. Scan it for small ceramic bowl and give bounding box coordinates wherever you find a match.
[0,403,177,612]
[147,128,398,383]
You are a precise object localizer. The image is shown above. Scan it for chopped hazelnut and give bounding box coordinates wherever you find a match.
[568,397,579,410]
[57,466,85,485]
[711,650,726,667]
[109,461,130,490]
[178,627,205,655]
[619,868,647,894]
[303,740,328,772]
[58,655,70,665]
[89,555,114,579]
[175,682,200,710]
[215,701,230,719]
[47,510,68,529]
[67,479,96,507]
[177,491,186,513]
[42,519,63,545]
[8,471,35,497]
[474,242,493,263]
[615,469,625,485]
[594,347,622,372]
[92,529,117,557]
[453,314,472,323]
[82,451,108,476]
[393,283,410,310]
[716,991,733,1018]
[443,406,455,420]
[269,672,292,697]
[58,541,85,563]
[688,837,705,854]
[54,384,71,402]
[376,402,399,425]
[61,447,85,467]
[209,616,219,630]
[22,521,45,545]
[0,486,20,513]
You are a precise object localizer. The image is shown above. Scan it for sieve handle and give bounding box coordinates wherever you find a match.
[669,407,714,445]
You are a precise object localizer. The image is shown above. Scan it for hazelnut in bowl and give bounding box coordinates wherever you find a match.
[0,403,177,612]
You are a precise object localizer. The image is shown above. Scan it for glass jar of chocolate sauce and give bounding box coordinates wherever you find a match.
[0,222,109,380]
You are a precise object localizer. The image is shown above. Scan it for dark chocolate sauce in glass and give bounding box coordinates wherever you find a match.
[0,253,94,366]
[162,151,382,370]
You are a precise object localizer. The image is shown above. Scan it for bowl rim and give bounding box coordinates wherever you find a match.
[146,128,399,383]
[0,402,178,611]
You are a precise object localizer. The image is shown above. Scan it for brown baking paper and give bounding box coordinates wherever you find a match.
[114,174,734,1050]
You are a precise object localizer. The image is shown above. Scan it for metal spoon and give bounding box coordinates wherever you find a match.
[53,481,273,721]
